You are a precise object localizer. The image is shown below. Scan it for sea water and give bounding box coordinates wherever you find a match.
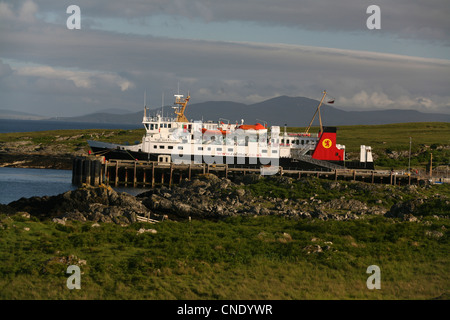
[0,167,151,205]
[0,167,77,204]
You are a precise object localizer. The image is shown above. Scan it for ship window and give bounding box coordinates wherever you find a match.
[198,147,203,151]
[159,145,164,149]
[217,148,222,151]
[207,147,211,151]
[178,146,183,150]
[168,124,171,128]
[301,140,304,145]
[168,146,173,150]
[153,145,157,149]
[155,124,158,129]
[145,124,149,130]
[150,124,154,130]
[281,139,284,143]
[262,150,267,153]
[228,148,233,152]
[272,150,278,154]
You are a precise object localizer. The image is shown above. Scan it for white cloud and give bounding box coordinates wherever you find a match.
[14,64,134,91]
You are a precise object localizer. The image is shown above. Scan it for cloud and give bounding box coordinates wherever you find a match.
[0,0,37,24]
[9,0,448,45]
[14,65,134,91]
[0,0,449,117]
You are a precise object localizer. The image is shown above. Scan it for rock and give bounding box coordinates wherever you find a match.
[10,185,150,225]
[18,212,30,219]
[52,217,66,225]
[63,210,87,222]
[137,228,157,235]
[425,230,444,239]
[235,188,246,198]
[402,214,418,222]
[303,244,322,254]
[281,233,292,241]
[386,198,426,218]
[173,202,193,216]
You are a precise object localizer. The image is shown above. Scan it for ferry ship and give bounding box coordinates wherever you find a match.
[87,91,374,171]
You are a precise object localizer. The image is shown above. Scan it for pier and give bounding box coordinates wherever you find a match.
[72,156,425,188]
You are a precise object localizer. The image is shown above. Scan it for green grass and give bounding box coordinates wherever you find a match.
[0,129,146,154]
[0,211,448,299]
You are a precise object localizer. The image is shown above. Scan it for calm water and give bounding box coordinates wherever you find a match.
[0,167,76,204]
[0,167,151,205]
[0,119,141,133]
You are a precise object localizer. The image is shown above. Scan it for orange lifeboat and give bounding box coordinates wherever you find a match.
[237,123,266,130]
[201,128,230,135]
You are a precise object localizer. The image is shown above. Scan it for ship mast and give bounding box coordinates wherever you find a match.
[173,93,190,122]
[306,90,327,134]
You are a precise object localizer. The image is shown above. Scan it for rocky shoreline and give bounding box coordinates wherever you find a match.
[0,152,74,170]
[2,173,448,226]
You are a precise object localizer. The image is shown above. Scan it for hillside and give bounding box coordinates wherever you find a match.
[0,109,46,120]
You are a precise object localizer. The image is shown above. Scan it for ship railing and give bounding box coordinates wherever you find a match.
[143,116,178,123]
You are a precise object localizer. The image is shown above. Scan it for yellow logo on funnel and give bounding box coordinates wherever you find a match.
[322,138,332,149]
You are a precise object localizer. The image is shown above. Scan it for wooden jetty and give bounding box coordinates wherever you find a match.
[72,156,424,188]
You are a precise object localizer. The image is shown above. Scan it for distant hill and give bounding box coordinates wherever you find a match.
[0,109,46,120]
[50,111,143,124]
[95,108,135,115]
[48,96,450,126]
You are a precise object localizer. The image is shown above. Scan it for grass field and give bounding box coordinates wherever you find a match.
[1,181,449,300]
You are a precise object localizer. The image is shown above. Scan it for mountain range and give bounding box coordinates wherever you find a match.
[0,109,46,120]
[2,96,450,126]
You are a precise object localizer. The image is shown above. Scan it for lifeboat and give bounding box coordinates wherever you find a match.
[237,123,266,130]
[201,128,230,135]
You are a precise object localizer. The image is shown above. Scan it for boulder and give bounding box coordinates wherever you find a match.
[9,185,151,225]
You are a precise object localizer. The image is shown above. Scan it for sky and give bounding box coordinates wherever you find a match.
[0,0,449,117]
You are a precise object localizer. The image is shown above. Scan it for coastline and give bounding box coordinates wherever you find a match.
[0,152,76,170]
